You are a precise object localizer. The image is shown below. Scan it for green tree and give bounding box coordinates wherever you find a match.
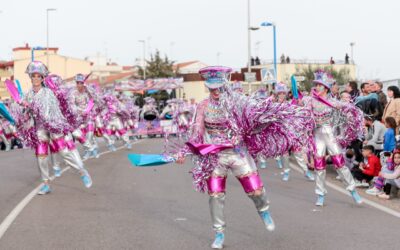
[138,50,175,79]
[295,65,352,92]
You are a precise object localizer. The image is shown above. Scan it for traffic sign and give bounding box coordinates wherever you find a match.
[261,68,276,84]
[244,72,257,83]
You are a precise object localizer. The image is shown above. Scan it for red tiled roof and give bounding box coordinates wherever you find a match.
[0,61,14,68]
[122,66,134,71]
[173,61,199,70]
[102,71,135,84]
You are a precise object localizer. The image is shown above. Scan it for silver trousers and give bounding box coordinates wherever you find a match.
[281,151,309,173]
[209,149,270,232]
[314,126,356,195]
[315,167,356,195]
[104,117,130,145]
[72,126,95,152]
[36,130,85,181]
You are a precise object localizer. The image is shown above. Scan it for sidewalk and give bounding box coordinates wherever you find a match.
[325,167,400,212]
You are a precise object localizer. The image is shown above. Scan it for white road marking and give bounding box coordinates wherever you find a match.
[0,140,143,240]
[290,164,400,218]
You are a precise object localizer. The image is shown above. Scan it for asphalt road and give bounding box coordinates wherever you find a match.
[0,138,399,250]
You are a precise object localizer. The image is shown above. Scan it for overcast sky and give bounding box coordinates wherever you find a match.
[1,0,399,80]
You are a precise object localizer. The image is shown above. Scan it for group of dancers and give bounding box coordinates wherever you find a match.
[1,61,366,249]
[0,60,199,195]
[1,61,159,194]
[174,66,364,249]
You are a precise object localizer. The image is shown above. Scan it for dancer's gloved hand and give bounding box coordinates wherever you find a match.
[176,155,186,164]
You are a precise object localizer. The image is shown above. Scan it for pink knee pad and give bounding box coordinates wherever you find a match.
[49,142,57,153]
[238,172,264,193]
[87,123,95,132]
[35,142,49,156]
[81,127,87,135]
[52,137,67,152]
[314,157,327,170]
[65,140,76,151]
[106,129,114,135]
[118,128,127,135]
[76,135,86,144]
[207,176,227,193]
[331,154,345,169]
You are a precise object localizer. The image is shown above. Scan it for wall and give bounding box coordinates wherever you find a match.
[178,81,209,102]
[254,63,357,82]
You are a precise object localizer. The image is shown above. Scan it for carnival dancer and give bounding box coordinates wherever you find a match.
[102,92,132,151]
[70,74,99,159]
[176,66,314,249]
[303,70,363,206]
[119,95,140,138]
[231,81,244,94]
[274,82,315,181]
[10,61,93,195]
[174,99,194,137]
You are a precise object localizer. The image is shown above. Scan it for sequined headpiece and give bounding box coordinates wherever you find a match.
[275,82,288,93]
[74,73,86,83]
[25,61,49,78]
[199,66,232,89]
[313,69,334,89]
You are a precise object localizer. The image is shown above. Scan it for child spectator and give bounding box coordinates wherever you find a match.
[370,150,400,199]
[383,117,397,152]
[351,145,382,187]
[366,151,394,196]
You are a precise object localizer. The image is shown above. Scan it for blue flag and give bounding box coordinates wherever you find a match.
[128,154,175,167]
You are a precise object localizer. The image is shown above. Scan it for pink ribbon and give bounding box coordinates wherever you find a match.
[84,99,94,115]
[312,89,334,108]
[5,80,21,103]
[185,142,233,155]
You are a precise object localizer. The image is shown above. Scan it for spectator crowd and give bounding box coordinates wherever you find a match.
[339,80,400,200]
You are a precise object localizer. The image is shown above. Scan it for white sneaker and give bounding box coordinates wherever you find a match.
[355,180,364,187]
[366,187,383,196]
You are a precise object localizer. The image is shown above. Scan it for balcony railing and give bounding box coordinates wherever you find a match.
[259,59,355,65]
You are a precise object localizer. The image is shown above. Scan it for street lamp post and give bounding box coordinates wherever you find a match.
[247,0,260,93]
[247,0,251,73]
[350,42,355,64]
[261,21,277,80]
[138,40,146,80]
[46,8,56,68]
